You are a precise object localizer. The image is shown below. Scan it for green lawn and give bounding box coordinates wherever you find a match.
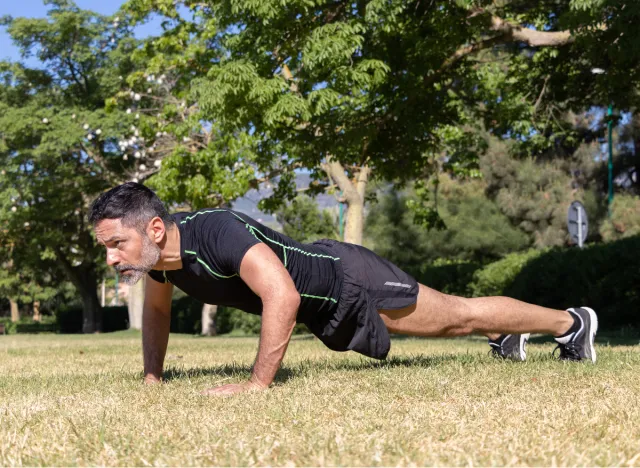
[1,331,640,466]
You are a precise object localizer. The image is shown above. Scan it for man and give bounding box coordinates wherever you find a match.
[89,183,598,396]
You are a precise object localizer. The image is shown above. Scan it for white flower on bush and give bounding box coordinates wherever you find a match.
[134,93,141,101]
[95,129,102,135]
[42,118,49,124]
[139,164,147,171]
[11,206,17,212]
[126,108,132,114]
[154,160,161,168]
[134,151,141,158]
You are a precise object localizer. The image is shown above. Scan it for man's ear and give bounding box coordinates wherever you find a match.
[147,216,166,244]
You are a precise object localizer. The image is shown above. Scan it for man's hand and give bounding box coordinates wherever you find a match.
[143,374,162,385]
[201,379,268,396]
[201,243,300,396]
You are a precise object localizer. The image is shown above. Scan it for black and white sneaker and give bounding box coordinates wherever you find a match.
[489,334,530,361]
[554,307,598,363]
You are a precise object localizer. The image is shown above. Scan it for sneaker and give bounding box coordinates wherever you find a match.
[489,334,530,361]
[553,307,598,363]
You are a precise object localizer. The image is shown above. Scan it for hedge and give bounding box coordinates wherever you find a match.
[412,259,483,297]
[55,306,130,333]
[466,236,640,330]
[0,316,57,335]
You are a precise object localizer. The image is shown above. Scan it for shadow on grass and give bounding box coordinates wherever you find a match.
[528,331,640,347]
[162,353,470,384]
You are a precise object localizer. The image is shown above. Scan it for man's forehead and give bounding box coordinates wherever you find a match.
[95,219,127,241]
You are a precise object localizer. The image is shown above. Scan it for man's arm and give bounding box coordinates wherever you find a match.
[142,276,173,384]
[203,243,300,395]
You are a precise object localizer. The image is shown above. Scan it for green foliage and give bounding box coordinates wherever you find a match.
[365,177,530,271]
[464,236,640,330]
[0,2,146,331]
[480,135,605,248]
[216,307,261,335]
[277,195,338,244]
[599,195,640,242]
[0,318,17,335]
[469,249,546,298]
[505,237,640,330]
[413,259,482,297]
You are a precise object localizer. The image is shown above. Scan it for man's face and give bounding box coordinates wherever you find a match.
[94,218,161,285]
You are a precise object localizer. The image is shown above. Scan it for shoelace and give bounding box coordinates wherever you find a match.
[553,341,583,361]
[489,342,504,358]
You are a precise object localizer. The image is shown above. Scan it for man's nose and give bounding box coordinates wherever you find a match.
[106,249,119,267]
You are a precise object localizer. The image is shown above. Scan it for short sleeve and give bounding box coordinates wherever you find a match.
[200,213,262,276]
[148,269,167,283]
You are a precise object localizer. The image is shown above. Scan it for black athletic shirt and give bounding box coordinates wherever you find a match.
[148,209,343,323]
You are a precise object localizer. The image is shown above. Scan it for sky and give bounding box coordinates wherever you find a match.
[0,0,162,65]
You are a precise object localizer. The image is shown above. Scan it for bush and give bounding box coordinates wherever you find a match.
[170,296,202,334]
[0,316,58,334]
[0,318,18,335]
[505,236,640,330]
[464,236,640,331]
[413,259,483,297]
[469,249,545,297]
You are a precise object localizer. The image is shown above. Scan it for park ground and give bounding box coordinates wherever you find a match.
[1,332,640,466]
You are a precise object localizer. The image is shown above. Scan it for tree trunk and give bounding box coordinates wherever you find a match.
[80,284,102,333]
[201,304,217,336]
[321,158,370,245]
[33,301,41,322]
[56,250,103,333]
[10,299,19,323]
[128,276,145,330]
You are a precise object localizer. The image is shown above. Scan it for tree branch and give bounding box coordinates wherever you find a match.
[489,14,575,47]
[320,157,359,204]
[425,12,578,87]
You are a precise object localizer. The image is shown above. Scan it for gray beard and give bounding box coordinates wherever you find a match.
[115,235,161,285]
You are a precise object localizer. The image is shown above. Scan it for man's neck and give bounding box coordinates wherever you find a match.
[155,225,183,271]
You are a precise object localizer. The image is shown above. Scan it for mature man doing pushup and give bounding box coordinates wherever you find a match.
[89,183,598,396]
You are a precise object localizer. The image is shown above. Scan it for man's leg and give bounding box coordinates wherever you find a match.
[379,284,573,338]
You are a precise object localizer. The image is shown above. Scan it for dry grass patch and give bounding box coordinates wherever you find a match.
[1,332,640,466]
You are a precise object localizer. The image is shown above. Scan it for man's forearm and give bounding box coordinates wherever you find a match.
[250,295,300,387]
[142,307,171,381]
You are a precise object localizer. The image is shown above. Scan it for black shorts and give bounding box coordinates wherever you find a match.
[306,239,419,360]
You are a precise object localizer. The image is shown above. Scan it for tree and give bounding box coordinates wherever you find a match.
[365,176,529,273]
[277,195,338,243]
[0,1,149,331]
[480,134,607,247]
[120,0,640,246]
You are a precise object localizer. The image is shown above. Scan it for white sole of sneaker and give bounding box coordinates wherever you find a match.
[520,333,530,361]
[581,307,598,363]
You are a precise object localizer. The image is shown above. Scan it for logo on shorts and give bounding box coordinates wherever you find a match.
[384,281,412,289]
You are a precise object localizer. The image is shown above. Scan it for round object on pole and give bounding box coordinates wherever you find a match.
[567,201,588,247]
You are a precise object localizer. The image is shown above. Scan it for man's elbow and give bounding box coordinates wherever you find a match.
[285,291,301,311]
[272,290,301,317]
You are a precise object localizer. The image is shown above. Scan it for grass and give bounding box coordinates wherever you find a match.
[1,331,640,466]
